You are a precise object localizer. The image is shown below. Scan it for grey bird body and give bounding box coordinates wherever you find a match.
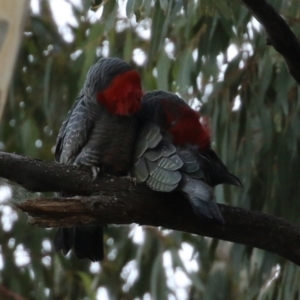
[54,58,142,261]
[134,91,242,225]
[56,94,138,174]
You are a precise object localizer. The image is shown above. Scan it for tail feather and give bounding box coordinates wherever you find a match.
[188,196,225,225]
[180,174,225,225]
[198,149,242,187]
[54,192,104,262]
[218,172,242,187]
[54,226,104,262]
[74,226,104,262]
[54,227,74,255]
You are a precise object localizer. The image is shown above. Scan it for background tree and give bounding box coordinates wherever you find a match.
[0,0,300,299]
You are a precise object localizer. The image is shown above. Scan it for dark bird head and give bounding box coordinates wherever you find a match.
[141,90,211,150]
[85,57,143,116]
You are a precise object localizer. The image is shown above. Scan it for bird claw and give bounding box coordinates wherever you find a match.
[91,166,101,180]
[124,174,137,185]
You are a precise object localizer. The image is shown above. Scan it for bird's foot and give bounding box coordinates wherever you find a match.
[124,173,137,185]
[91,166,101,180]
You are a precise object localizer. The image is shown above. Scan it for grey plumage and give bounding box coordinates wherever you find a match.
[134,90,242,225]
[54,58,141,261]
[133,123,225,224]
[55,58,137,173]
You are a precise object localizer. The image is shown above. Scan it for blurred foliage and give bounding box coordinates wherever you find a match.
[0,0,300,299]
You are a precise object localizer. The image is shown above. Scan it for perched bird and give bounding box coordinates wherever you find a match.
[134,90,241,225]
[54,57,143,261]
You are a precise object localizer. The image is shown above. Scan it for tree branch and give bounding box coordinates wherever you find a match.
[1,151,300,266]
[241,0,300,85]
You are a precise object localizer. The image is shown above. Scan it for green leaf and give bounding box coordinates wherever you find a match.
[159,0,169,12]
[176,48,194,93]
[157,50,171,91]
[126,0,135,18]
[148,1,166,62]
[77,271,96,300]
[215,0,232,19]
[104,1,118,31]
[123,30,133,61]
[20,119,39,157]
[200,0,216,17]
[150,253,168,300]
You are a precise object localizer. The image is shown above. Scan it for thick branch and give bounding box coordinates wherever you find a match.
[241,0,300,85]
[17,195,300,267]
[0,151,131,195]
[1,151,300,266]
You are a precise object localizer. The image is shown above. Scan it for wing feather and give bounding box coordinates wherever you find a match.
[133,123,183,192]
[55,93,94,164]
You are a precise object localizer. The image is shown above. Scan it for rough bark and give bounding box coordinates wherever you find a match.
[1,151,300,266]
[241,0,300,85]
